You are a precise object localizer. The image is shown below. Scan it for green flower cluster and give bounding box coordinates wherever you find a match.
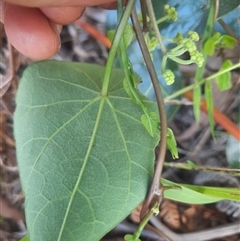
[172,31,204,67]
[161,30,204,85]
[164,5,178,22]
[163,69,175,85]
[190,50,204,67]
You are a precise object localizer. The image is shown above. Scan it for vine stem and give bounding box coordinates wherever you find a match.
[164,162,240,176]
[140,0,148,32]
[101,0,136,96]
[131,7,168,220]
[165,62,240,100]
[145,0,167,54]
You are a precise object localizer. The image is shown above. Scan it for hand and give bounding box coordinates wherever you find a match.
[0,0,117,59]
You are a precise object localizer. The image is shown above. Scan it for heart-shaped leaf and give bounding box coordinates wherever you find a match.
[14,60,159,241]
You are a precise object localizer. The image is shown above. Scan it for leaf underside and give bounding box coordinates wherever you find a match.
[14,60,159,241]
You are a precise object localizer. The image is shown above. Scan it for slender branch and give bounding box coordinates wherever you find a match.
[132,201,159,240]
[164,162,240,176]
[165,62,240,100]
[131,8,168,220]
[218,19,239,41]
[101,0,136,96]
[117,1,151,118]
[213,0,219,23]
[145,0,167,54]
[140,0,148,32]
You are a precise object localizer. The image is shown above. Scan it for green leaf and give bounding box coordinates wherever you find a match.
[124,234,141,241]
[180,184,240,202]
[14,60,159,241]
[166,128,178,159]
[107,29,115,43]
[205,80,215,137]
[217,0,240,19]
[107,24,135,49]
[123,24,135,48]
[203,38,216,56]
[123,77,138,104]
[221,35,237,49]
[141,112,159,137]
[186,160,196,168]
[216,60,232,91]
[162,179,224,204]
[20,236,29,241]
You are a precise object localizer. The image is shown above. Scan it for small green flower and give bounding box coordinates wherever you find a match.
[163,69,175,85]
[188,31,199,42]
[183,39,197,53]
[190,51,204,67]
[149,36,159,52]
[164,4,178,21]
[173,32,184,45]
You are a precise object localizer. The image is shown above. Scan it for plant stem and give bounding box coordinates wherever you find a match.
[131,8,167,220]
[165,62,240,100]
[164,162,240,176]
[117,1,153,125]
[140,0,148,32]
[218,19,239,41]
[101,0,136,96]
[156,15,169,25]
[133,201,159,239]
[145,0,167,54]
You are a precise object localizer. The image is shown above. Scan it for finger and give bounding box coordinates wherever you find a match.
[0,0,5,23]
[3,0,116,7]
[40,6,84,25]
[100,0,127,9]
[4,3,61,59]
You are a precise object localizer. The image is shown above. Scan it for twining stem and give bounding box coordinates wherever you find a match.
[117,1,153,125]
[214,0,219,22]
[145,0,167,54]
[165,62,240,100]
[164,162,240,176]
[132,201,159,240]
[193,0,216,122]
[218,19,239,41]
[131,7,168,220]
[140,0,148,32]
[101,0,136,96]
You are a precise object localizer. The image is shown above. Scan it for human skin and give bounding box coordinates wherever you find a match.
[0,0,117,59]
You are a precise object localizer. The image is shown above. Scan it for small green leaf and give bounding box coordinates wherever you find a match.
[124,234,141,241]
[107,24,135,49]
[162,179,224,204]
[123,24,135,48]
[181,184,240,202]
[216,60,232,91]
[141,112,159,137]
[221,35,237,49]
[167,128,178,159]
[186,160,196,168]
[205,80,215,137]
[107,29,115,43]
[123,78,138,104]
[20,236,29,241]
[203,38,216,56]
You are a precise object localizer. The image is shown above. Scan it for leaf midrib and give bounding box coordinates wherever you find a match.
[57,97,106,241]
